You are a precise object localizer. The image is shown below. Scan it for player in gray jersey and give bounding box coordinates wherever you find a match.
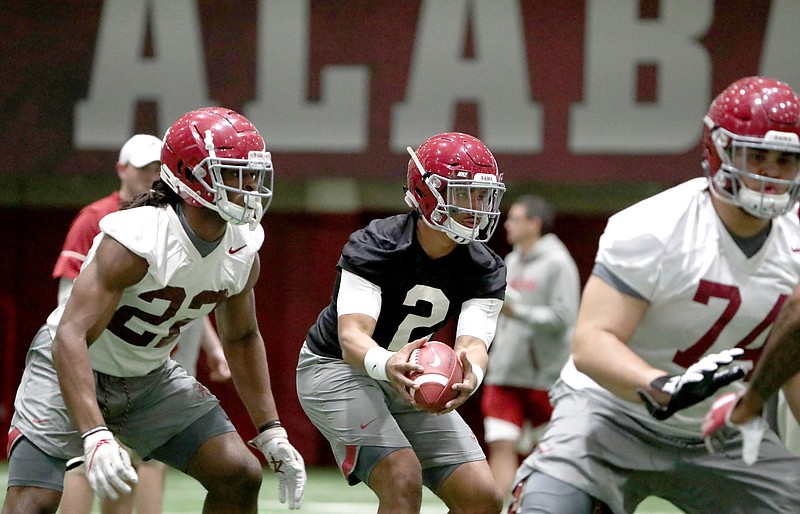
[510,77,800,513]
[3,108,305,513]
[298,132,507,513]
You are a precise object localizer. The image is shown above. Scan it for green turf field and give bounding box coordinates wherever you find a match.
[0,463,683,513]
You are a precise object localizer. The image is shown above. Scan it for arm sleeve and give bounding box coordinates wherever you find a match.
[457,298,502,349]
[337,269,382,320]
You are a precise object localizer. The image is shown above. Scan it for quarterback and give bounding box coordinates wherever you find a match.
[297,132,507,513]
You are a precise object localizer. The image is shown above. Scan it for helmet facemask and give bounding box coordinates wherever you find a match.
[161,129,274,230]
[706,116,800,219]
[406,146,505,243]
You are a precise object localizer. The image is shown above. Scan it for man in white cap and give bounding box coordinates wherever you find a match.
[52,134,230,514]
[52,134,163,303]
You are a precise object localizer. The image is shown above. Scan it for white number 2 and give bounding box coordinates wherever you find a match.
[388,285,449,350]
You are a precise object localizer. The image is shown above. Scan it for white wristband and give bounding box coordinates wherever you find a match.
[471,365,485,394]
[364,346,394,381]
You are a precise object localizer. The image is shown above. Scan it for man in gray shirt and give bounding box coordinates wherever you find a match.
[481,195,581,501]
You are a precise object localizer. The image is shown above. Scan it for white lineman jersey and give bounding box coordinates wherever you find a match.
[561,178,800,437]
[46,205,263,377]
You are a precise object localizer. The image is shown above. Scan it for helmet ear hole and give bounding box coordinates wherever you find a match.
[176,161,196,182]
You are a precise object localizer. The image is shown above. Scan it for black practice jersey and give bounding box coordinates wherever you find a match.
[306,212,506,359]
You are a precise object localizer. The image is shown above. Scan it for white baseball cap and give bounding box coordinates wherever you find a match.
[118,134,162,168]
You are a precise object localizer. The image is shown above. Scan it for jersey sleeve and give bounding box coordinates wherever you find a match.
[339,214,413,285]
[469,245,507,300]
[97,207,163,270]
[595,209,665,301]
[595,179,710,302]
[596,179,715,302]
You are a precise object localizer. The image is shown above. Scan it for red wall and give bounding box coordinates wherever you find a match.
[0,207,606,464]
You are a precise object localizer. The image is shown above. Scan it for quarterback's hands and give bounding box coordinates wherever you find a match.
[249,427,306,510]
[703,391,766,465]
[637,348,746,420]
[388,338,426,405]
[445,351,478,411]
[81,426,138,501]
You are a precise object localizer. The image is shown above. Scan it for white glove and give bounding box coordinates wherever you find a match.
[702,391,767,465]
[81,426,138,500]
[249,426,306,510]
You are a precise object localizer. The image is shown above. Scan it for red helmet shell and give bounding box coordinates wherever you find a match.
[703,77,800,175]
[407,132,501,225]
[161,107,265,206]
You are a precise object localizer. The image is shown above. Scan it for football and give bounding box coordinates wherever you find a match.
[407,341,463,411]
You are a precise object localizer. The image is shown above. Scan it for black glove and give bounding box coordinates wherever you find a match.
[637,348,746,420]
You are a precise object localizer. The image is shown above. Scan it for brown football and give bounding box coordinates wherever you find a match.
[407,341,463,411]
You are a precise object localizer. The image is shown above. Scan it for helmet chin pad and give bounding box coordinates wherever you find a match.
[216,189,266,230]
[710,164,799,219]
[737,186,793,219]
[443,217,480,244]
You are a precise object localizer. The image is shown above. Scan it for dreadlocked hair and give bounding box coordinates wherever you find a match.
[122,180,183,210]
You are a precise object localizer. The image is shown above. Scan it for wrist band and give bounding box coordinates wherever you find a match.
[364,346,394,381]
[81,426,109,439]
[471,365,485,393]
[258,419,282,433]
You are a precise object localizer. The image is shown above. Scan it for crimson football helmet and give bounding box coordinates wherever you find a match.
[160,107,273,230]
[405,132,505,244]
[703,76,800,219]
